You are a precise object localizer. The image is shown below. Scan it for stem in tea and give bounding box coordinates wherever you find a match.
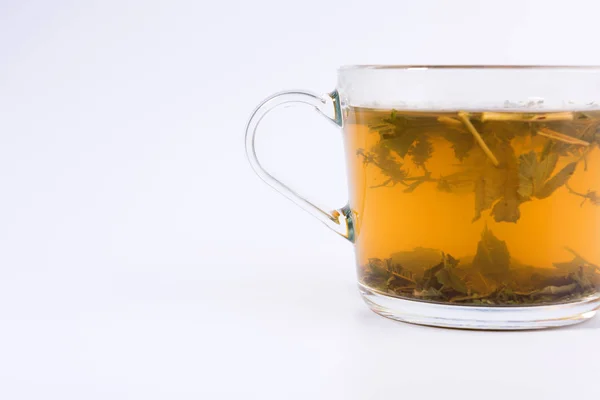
[537,127,590,146]
[457,112,500,167]
[370,178,395,188]
[481,111,574,122]
[437,116,463,126]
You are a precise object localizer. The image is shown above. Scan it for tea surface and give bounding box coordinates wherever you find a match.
[344,107,600,305]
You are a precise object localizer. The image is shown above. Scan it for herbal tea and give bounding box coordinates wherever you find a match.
[344,107,600,306]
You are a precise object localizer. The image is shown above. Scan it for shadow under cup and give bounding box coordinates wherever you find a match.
[246,66,600,330]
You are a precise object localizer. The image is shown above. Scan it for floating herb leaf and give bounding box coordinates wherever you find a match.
[356,147,408,187]
[436,169,478,194]
[472,161,505,222]
[420,260,445,290]
[517,150,561,201]
[409,135,433,167]
[533,152,559,189]
[444,130,474,161]
[535,162,577,199]
[517,151,538,198]
[491,142,521,223]
[491,197,521,223]
[436,266,468,294]
[383,131,419,158]
[472,226,510,278]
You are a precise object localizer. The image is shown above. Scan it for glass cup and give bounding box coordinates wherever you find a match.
[245,66,600,330]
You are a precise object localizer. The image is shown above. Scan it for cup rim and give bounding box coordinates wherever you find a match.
[338,65,600,71]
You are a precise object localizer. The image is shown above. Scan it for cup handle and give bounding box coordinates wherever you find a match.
[245,90,353,241]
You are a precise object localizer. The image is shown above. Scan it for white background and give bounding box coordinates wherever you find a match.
[1,0,599,398]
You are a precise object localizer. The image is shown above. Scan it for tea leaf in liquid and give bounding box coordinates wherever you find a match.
[535,162,578,199]
[472,226,510,278]
[490,142,521,223]
[443,129,475,161]
[409,135,433,168]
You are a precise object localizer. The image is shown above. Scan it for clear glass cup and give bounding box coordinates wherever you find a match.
[245,66,600,330]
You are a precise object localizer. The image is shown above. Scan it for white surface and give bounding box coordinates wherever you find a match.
[0,0,599,399]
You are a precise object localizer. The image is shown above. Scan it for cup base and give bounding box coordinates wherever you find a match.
[359,284,600,330]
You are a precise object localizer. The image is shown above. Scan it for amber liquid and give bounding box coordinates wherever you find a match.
[344,107,600,305]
